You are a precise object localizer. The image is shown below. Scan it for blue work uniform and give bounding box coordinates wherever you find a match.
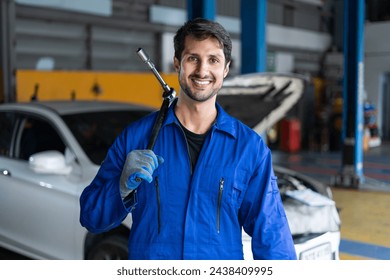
[79,101,297,260]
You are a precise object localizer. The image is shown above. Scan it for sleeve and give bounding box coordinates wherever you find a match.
[79,128,137,234]
[239,146,297,260]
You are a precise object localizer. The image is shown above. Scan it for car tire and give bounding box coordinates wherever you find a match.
[86,235,128,260]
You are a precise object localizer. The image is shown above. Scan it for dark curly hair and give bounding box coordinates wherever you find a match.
[173,18,232,65]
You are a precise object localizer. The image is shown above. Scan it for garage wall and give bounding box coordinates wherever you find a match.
[14,0,331,76]
[14,4,158,71]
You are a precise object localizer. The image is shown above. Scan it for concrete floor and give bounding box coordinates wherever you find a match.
[272,141,390,260]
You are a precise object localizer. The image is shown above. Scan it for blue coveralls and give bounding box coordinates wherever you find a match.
[79,101,297,260]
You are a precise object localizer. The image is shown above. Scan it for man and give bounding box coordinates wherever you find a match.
[80,18,297,260]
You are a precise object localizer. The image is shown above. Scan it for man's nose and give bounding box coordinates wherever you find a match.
[195,60,209,76]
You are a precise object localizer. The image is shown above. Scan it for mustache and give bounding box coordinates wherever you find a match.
[189,74,215,81]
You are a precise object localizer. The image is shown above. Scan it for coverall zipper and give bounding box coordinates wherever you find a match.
[217,178,224,233]
[155,177,161,234]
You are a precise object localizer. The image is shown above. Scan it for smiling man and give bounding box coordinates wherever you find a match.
[79,18,297,260]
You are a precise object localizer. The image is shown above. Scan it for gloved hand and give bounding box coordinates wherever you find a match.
[120,149,164,198]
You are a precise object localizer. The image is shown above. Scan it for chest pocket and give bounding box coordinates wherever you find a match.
[200,165,250,209]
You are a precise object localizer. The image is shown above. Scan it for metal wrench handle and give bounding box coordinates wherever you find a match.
[136,48,172,97]
[132,48,175,185]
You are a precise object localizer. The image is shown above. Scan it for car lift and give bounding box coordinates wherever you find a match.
[332,0,366,189]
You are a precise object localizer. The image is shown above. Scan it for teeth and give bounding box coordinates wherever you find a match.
[194,80,210,85]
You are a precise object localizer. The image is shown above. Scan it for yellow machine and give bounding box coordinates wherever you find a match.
[16,70,180,108]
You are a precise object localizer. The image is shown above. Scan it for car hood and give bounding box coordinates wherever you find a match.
[217,72,306,134]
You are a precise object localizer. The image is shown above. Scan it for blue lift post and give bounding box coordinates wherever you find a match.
[187,0,215,20]
[187,0,267,74]
[333,0,366,188]
[240,0,267,142]
[240,0,267,73]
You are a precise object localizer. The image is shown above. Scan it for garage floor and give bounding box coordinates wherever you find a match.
[272,140,390,260]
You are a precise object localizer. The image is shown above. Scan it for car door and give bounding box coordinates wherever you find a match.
[0,112,80,259]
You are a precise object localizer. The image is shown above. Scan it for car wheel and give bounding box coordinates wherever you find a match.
[86,235,128,260]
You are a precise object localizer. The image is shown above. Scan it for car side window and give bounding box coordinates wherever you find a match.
[0,112,17,156]
[18,116,66,160]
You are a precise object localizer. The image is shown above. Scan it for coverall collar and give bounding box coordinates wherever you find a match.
[164,98,237,139]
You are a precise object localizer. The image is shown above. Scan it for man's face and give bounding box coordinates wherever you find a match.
[174,36,230,103]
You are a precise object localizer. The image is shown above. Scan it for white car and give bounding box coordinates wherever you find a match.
[0,75,340,260]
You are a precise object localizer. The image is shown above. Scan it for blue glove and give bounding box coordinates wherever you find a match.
[120,149,164,198]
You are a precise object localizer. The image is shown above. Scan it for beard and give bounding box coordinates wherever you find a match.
[179,75,221,103]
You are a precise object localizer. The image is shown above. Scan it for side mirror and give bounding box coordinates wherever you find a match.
[29,150,72,175]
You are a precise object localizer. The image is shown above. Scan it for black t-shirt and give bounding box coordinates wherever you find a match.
[179,123,208,170]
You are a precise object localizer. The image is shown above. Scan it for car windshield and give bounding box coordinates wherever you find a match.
[62,110,151,165]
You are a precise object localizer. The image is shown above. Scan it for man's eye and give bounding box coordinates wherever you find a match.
[210,58,218,64]
[188,56,198,62]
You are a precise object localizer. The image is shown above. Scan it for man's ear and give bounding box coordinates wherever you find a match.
[173,57,180,72]
[223,61,231,78]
